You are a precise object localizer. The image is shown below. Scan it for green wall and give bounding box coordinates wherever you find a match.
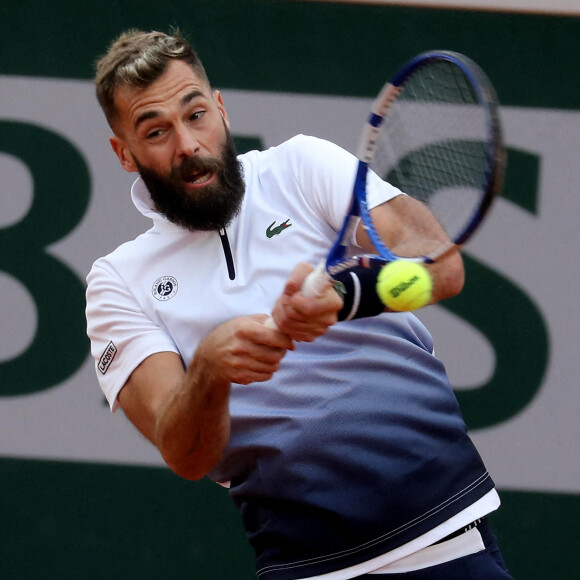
[1,2,579,578]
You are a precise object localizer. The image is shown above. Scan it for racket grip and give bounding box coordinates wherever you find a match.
[301,261,331,297]
[264,262,330,330]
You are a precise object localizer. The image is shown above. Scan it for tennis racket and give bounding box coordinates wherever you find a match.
[268,50,505,330]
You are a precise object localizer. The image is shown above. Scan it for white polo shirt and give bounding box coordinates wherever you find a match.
[86,134,498,580]
[86,134,401,410]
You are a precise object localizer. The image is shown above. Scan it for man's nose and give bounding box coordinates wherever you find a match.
[175,125,200,158]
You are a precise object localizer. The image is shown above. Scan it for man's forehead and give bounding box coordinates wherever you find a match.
[132,89,206,129]
[114,61,211,129]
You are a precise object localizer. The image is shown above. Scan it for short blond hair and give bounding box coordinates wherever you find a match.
[95,29,208,129]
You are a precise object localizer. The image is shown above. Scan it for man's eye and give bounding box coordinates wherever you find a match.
[191,110,205,121]
[146,129,163,140]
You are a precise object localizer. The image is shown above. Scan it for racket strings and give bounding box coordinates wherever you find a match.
[371,60,490,250]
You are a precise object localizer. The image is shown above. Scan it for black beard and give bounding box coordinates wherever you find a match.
[134,129,245,232]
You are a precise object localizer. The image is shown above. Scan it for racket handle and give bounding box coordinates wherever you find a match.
[264,262,330,330]
[301,261,331,297]
[264,316,280,330]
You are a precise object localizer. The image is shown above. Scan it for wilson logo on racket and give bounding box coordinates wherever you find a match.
[266,219,292,238]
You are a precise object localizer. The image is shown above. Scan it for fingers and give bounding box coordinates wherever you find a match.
[272,263,343,342]
[274,300,339,342]
[281,262,317,297]
[250,314,295,350]
[200,316,294,385]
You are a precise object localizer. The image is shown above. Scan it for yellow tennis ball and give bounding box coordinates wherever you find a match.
[376,261,433,311]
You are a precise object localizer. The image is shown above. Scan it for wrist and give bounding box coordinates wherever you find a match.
[333,266,386,321]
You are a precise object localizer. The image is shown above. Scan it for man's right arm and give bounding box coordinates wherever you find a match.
[117,315,294,481]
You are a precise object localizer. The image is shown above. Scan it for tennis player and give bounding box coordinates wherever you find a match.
[86,29,514,579]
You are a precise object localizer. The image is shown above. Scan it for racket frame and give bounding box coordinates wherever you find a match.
[323,50,505,283]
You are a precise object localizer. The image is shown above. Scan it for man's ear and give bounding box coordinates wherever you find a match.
[110,136,138,172]
[213,90,230,129]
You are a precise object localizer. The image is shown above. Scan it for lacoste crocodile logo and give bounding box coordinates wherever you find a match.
[266,219,292,239]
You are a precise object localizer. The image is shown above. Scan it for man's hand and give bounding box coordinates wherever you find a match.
[197,314,295,385]
[270,262,343,342]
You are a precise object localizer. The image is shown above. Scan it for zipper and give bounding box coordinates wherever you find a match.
[219,228,236,280]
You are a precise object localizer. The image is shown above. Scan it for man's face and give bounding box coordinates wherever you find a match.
[110,59,244,230]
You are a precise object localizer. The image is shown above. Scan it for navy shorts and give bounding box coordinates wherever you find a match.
[356,519,514,579]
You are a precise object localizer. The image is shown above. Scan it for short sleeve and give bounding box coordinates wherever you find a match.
[282,135,405,242]
[86,261,179,412]
[283,135,403,223]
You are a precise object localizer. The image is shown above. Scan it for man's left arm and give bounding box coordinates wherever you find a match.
[359,194,465,305]
[271,193,464,339]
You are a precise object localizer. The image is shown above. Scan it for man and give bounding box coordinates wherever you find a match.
[86,29,513,579]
